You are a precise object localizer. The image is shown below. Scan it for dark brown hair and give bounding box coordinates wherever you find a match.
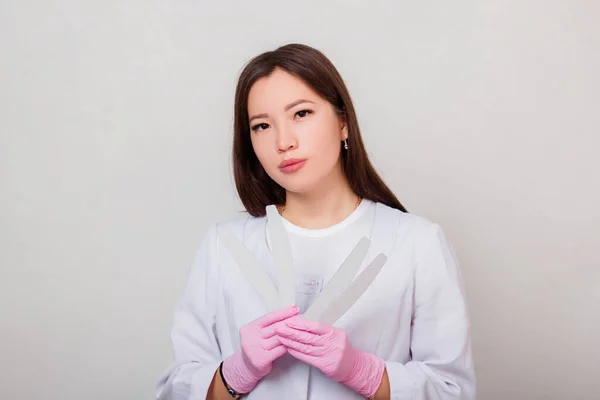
[233,43,407,217]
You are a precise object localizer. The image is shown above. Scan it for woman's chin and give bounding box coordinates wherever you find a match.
[278,182,313,195]
[277,178,328,196]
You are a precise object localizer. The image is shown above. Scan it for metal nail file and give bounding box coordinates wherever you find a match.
[317,253,388,325]
[217,226,280,312]
[266,205,296,308]
[303,237,370,321]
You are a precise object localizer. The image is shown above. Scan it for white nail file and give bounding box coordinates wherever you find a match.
[303,237,370,321]
[317,253,387,325]
[217,226,280,312]
[266,205,296,307]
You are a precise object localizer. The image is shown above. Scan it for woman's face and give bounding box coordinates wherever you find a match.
[247,68,348,194]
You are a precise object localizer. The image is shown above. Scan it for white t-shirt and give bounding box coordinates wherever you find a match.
[276,199,376,313]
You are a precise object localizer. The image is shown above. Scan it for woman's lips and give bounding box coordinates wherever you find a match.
[279,159,307,174]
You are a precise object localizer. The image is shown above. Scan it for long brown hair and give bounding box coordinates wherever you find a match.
[233,43,407,217]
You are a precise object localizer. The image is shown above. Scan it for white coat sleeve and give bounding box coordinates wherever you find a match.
[384,223,476,399]
[156,223,223,400]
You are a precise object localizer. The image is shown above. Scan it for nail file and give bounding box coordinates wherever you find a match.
[217,226,280,312]
[266,205,296,308]
[303,237,370,321]
[317,253,387,325]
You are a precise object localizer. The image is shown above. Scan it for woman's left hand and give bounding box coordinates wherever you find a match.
[275,316,385,399]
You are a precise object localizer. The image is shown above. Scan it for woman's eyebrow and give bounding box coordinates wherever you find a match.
[284,98,315,111]
[249,113,268,123]
[249,99,315,123]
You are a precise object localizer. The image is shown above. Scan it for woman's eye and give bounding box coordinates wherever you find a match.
[295,109,313,119]
[251,123,269,132]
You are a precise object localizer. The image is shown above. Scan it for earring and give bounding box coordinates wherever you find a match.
[344,139,348,150]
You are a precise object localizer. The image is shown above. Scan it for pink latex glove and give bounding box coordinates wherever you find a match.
[222,305,300,394]
[275,316,385,399]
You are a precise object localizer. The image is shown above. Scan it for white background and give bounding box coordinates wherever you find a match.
[1,1,599,399]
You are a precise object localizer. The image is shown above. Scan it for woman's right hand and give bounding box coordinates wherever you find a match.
[221,305,300,394]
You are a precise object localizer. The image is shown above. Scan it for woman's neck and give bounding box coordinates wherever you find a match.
[281,178,360,230]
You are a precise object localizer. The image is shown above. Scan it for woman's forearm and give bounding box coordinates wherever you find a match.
[207,367,233,400]
[372,368,390,400]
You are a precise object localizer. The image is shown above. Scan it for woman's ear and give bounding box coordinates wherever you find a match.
[340,118,348,141]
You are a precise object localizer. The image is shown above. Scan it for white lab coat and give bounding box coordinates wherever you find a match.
[156,202,476,399]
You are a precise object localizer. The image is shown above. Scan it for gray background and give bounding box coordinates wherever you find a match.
[1,1,599,399]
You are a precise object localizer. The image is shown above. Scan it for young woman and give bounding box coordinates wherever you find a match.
[156,44,476,400]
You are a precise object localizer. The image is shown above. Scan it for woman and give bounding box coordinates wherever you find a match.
[156,43,476,400]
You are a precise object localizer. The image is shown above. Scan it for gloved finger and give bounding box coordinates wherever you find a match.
[256,305,299,328]
[261,319,288,338]
[261,335,280,351]
[286,316,331,335]
[275,324,322,345]
[287,347,321,366]
[277,335,323,356]
[266,344,287,360]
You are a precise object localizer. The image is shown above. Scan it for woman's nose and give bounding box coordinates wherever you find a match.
[276,125,298,152]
